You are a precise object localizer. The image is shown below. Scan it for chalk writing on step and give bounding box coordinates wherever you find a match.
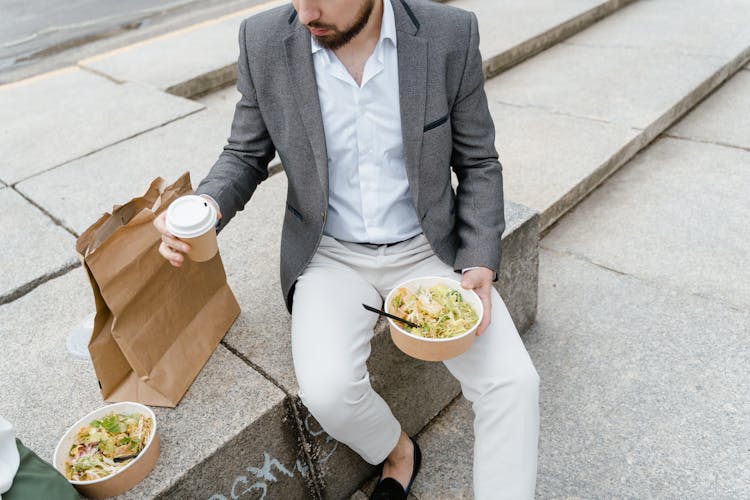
[208,416,338,499]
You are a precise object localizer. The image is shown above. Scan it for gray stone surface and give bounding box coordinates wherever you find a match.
[525,250,750,498]
[492,100,640,232]
[79,0,631,99]
[350,490,369,500]
[410,396,474,500]
[0,188,78,304]
[483,0,750,229]
[487,41,725,130]
[498,201,539,333]
[0,268,309,499]
[542,137,750,310]
[16,105,232,235]
[0,68,203,184]
[668,69,750,150]
[79,1,286,98]
[566,0,750,60]
[452,0,632,77]
[16,84,278,237]
[410,247,750,498]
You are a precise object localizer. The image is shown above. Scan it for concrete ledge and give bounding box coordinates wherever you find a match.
[487,0,750,230]
[78,0,631,99]
[471,0,638,78]
[0,268,316,499]
[0,68,203,185]
[667,69,750,151]
[0,188,78,304]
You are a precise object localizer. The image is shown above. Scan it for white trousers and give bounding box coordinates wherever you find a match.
[291,234,539,499]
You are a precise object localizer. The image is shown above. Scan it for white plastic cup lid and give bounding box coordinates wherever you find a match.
[165,195,217,238]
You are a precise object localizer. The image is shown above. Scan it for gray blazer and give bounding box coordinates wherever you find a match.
[196,0,504,312]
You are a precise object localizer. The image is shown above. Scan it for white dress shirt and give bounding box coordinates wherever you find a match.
[311,0,421,244]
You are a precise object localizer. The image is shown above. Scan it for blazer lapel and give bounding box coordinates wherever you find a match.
[284,24,329,200]
[393,0,427,210]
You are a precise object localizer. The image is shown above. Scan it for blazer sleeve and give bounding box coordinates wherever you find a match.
[450,11,505,278]
[195,18,276,232]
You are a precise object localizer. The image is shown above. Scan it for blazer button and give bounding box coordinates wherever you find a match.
[320,211,325,220]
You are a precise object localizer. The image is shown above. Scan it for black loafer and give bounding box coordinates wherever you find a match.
[370,436,422,500]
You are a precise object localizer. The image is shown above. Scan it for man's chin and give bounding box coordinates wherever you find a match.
[313,34,347,51]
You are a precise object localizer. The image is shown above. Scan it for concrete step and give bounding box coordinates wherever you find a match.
[0,268,314,500]
[6,76,540,497]
[487,0,750,230]
[404,241,750,498]
[79,0,632,98]
[358,39,750,500]
[0,68,203,186]
[0,171,539,500]
[1,0,629,310]
[0,188,78,305]
[666,67,750,151]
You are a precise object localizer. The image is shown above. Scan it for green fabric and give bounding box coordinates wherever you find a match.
[3,439,80,500]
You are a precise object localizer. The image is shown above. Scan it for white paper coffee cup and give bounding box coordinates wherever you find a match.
[165,195,218,262]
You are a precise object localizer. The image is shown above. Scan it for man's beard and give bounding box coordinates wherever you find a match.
[308,0,376,50]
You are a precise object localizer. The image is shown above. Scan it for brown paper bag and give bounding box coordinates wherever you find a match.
[76,173,240,407]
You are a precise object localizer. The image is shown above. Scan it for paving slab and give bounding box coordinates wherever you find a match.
[543,137,750,311]
[0,188,78,304]
[484,0,750,229]
[565,0,750,60]
[493,101,641,231]
[487,41,726,131]
[79,0,287,98]
[409,396,474,499]
[0,68,203,185]
[16,84,279,236]
[668,69,750,150]
[411,249,750,498]
[0,266,313,499]
[79,0,631,99]
[16,105,233,236]
[451,0,634,77]
[525,250,750,498]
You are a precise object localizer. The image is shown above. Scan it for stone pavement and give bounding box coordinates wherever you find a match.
[0,0,748,498]
[414,63,750,498]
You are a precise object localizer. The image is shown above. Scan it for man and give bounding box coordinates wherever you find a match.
[155,0,539,498]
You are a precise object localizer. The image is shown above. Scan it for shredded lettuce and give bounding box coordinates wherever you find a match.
[65,412,153,481]
[390,284,478,339]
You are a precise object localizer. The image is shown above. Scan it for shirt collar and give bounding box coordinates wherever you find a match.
[310,0,397,60]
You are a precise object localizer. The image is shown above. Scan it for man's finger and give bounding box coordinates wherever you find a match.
[159,242,184,267]
[475,290,491,336]
[161,234,191,254]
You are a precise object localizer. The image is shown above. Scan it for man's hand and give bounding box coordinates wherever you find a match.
[153,195,221,267]
[461,267,494,336]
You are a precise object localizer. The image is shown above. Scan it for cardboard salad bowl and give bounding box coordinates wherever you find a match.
[53,402,159,499]
[385,276,483,362]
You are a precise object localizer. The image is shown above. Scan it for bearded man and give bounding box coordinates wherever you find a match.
[155,1,539,498]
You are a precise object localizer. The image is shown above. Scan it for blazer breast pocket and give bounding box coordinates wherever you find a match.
[423,113,449,133]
